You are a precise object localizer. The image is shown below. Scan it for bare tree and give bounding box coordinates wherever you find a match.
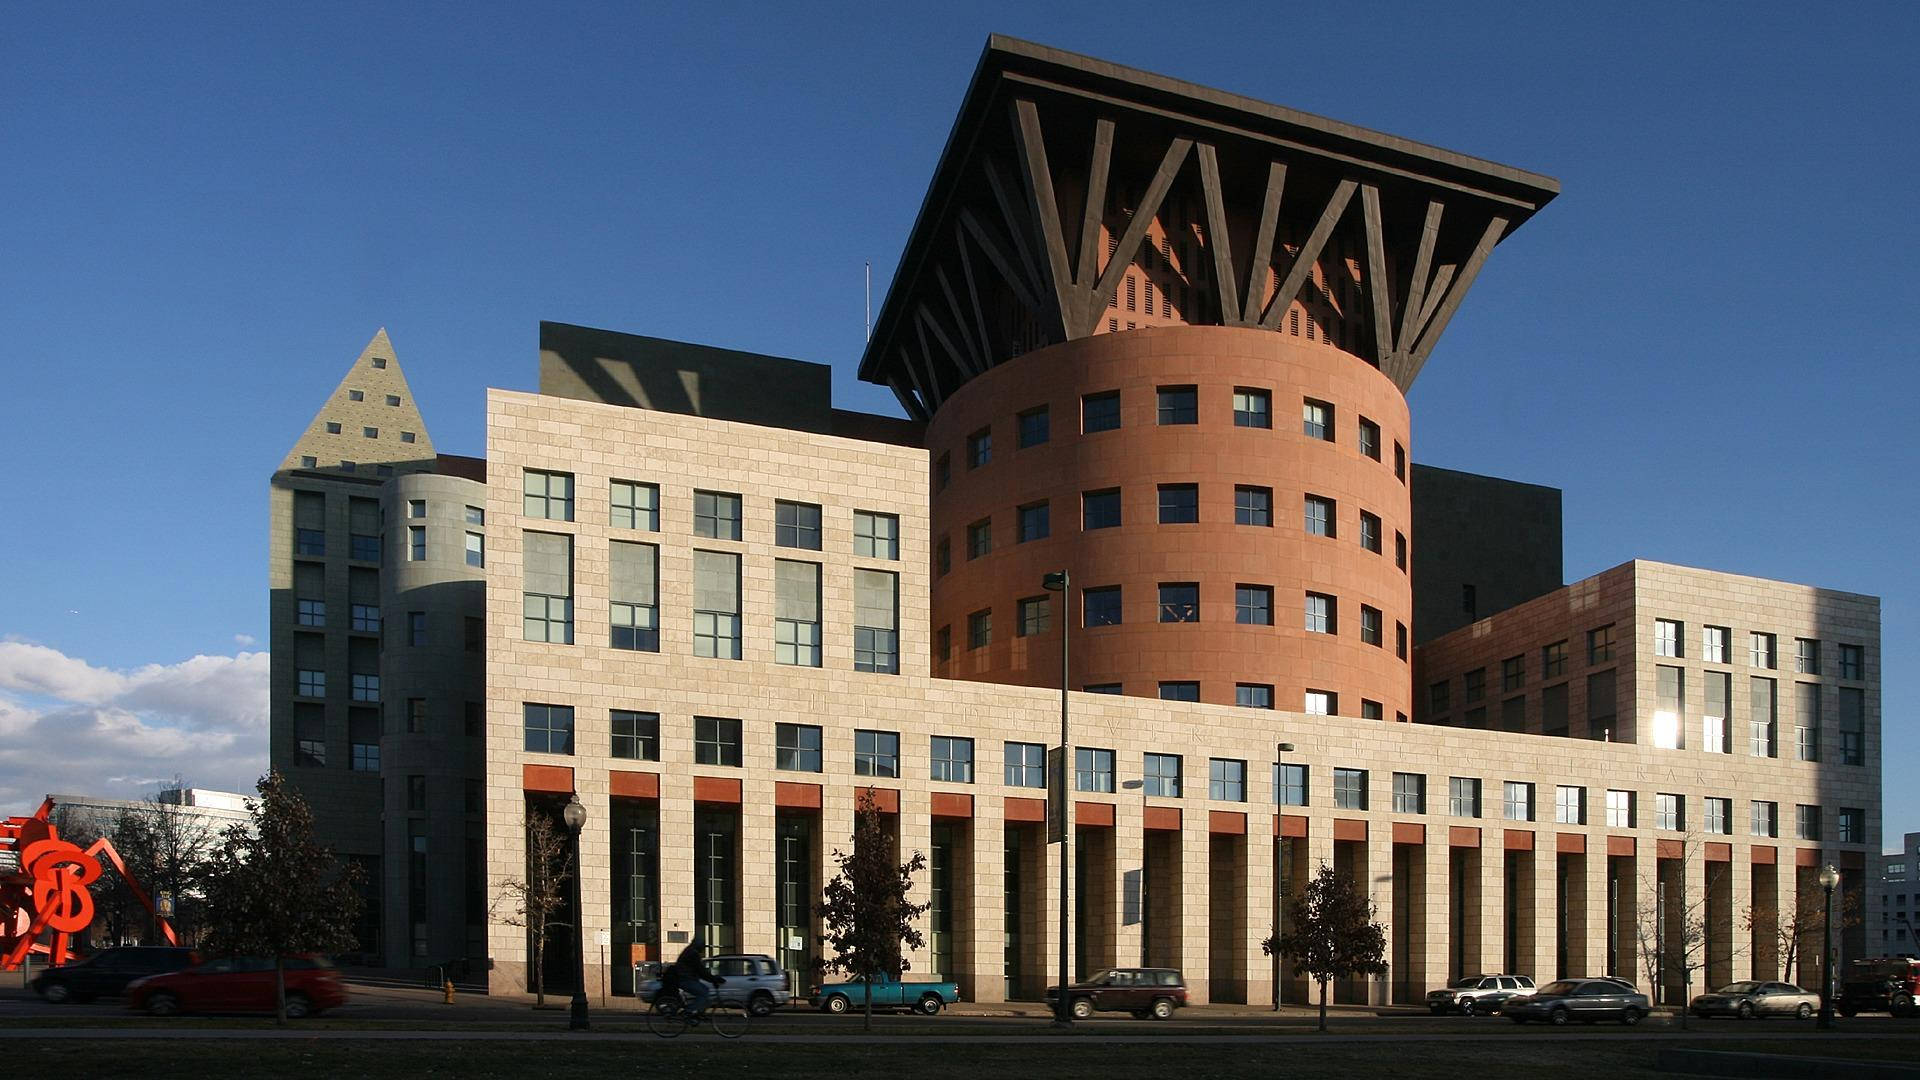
[114,777,216,944]
[492,805,572,1007]
[1744,875,1864,988]
[1631,832,1735,1030]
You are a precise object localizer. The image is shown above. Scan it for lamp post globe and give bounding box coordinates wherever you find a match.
[564,794,590,1031]
[1817,864,1840,1031]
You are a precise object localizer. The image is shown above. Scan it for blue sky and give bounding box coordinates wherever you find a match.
[2,4,1914,832]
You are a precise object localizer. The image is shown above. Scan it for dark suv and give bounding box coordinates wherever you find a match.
[1839,957,1920,1017]
[1045,968,1188,1019]
[31,947,196,1003]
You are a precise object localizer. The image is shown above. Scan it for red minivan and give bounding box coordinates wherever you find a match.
[125,955,348,1018]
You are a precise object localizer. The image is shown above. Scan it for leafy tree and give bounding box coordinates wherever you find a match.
[197,771,363,1024]
[1262,862,1387,1031]
[817,789,929,1030]
[491,804,573,1006]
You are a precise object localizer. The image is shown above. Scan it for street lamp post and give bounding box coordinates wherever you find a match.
[1818,863,1840,1030]
[562,793,590,1032]
[1042,570,1071,1028]
[1273,741,1295,1011]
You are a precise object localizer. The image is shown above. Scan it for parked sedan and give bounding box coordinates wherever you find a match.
[126,955,348,1018]
[1690,981,1820,1020]
[1504,978,1649,1026]
[31,947,195,1003]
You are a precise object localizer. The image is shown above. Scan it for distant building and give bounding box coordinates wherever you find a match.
[1875,832,1920,956]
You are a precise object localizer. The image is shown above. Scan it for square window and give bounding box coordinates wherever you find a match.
[1017,596,1051,637]
[1393,772,1426,814]
[350,672,380,702]
[523,470,575,522]
[1502,655,1525,691]
[695,716,743,767]
[1005,741,1046,787]
[1018,407,1050,448]
[1234,486,1272,526]
[1075,747,1115,793]
[351,533,381,562]
[386,394,401,406]
[362,426,378,439]
[351,603,381,632]
[1555,785,1586,825]
[1795,637,1821,674]
[775,723,822,772]
[407,499,427,519]
[1839,643,1864,680]
[1449,777,1481,818]
[296,669,325,697]
[775,500,823,550]
[1334,768,1368,810]
[854,624,898,675]
[1158,484,1198,524]
[1361,700,1383,722]
[1304,689,1336,716]
[611,710,660,761]
[1750,800,1778,838]
[1304,592,1335,634]
[1210,758,1247,801]
[399,431,416,444]
[1797,804,1821,841]
[693,490,742,540]
[1158,681,1199,703]
[854,729,900,777]
[299,456,317,468]
[611,481,660,531]
[967,427,992,468]
[1236,683,1273,709]
[348,389,364,402]
[1083,489,1121,530]
[1082,391,1121,433]
[296,599,325,627]
[1503,781,1534,822]
[1277,763,1308,807]
[1606,789,1635,828]
[1464,668,1486,703]
[1705,796,1732,835]
[523,703,574,755]
[1018,502,1051,542]
[1233,388,1271,428]
[967,518,992,559]
[1158,582,1199,623]
[1656,792,1684,831]
[1839,808,1864,844]
[1236,585,1273,626]
[326,422,342,434]
[1750,632,1777,669]
[1358,418,1381,460]
[931,736,974,783]
[372,357,387,369]
[1302,398,1333,441]
[774,615,819,667]
[1144,752,1183,797]
[1304,495,1335,537]
[1083,586,1122,627]
[1157,386,1197,425]
[854,511,899,559]
[1542,641,1568,678]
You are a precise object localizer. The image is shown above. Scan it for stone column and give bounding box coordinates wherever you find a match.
[738,774,778,958]
[1477,831,1506,974]
[1531,843,1559,982]
[1114,798,1145,969]
[656,773,697,959]
[1420,834,1452,991]
[1367,830,1395,1004]
[898,786,935,977]
[815,785,855,970]
[1177,811,1214,1003]
[967,800,1007,1003]
[1242,816,1275,1008]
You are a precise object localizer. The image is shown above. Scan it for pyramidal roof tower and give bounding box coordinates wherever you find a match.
[278,329,436,474]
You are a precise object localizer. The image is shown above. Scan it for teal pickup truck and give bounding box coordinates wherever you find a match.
[811,974,959,1015]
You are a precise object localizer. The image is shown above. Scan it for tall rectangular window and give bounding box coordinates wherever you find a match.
[1082,391,1120,433]
[1655,792,1683,831]
[522,531,574,644]
[1393,772,1425,814]
[1358,417,1381,460]
[1158,582,1199,623]
[967,518,992,559]
[1838,808,1864,844]
[1704,797,1731,836]
[853,568,899,673]
[1075,748,1115,793]
[1017,502,1051,542]
[1703,671,1730,754]
[1158,484,1198,524]
[935,537,950,576]
[1839,686,1865,766]
[1302,398,1332,440]
[407,526,426,562]
[1750,631,1777,669]
[773,559,821,667]
[1144,753,1183,797]
[692,550,742,660]
[1794,682,1821,762]
[1157,386,1197,425]
[1234,485,1271,526]
[965,427,993,468]
[1232,388,1271,428]
[523,470,574,521]
[1503,781,1534,821]
[1303,495,1335,537]
[1654,618,1682,658]
[935,453,950,491]
[523,703,574,754]
[967,608,992,649]
[775,500,822,550]
[1360,605,1383,646]
[610,540,660,653]
[1430,680,1452,715]
[1334,768,1368,810]
[1393,441,1406,479]
[693,490,742,541]
[1794,637,1820,674]
[611,480,659,531]
[611,710,660,761]
[465,531,485,567]
[1749,677,1778,757]
[931,737,974,783]
[1750,800,1777,838]
[1464,668,1486,703]
[695,716,742,767]
[1606,789,1635,828]
[1017,406,1050,448]
[1555,785,1586,825]
[775,723,822,772]
[1210,759,1247,801]
[1277,763,1308,807]
[1005,742,1046,787]
[1236,585,1272,626]
[1083,489,1121,530]
[1304,592,1335,634]
[1084,586,1122,627]
[1655,665,1685,749]
[1236,683,1273,709]
[1702,625,1729,664]
[408,611,427,646]
[854,511,899,559]
[1542,640,1567,678]
[1017,596,1050,637]
[1839,643,1864,680]
[1796,804,1821,841]
[1359,511,1381,553]
[1395,532,1407,570]
[1588,624,1614,664]
[349,713,378,772]
[1449,777,1481,818]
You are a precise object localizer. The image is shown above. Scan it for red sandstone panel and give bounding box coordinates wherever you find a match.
[1751,845,1777,865]
[1449,826,1480,848]
[1608,836,1636,857]
[1076,801,1117,827]
[609,770,659,800]
[1210,811,1247,835]
[1656,839,1684,860]
[694,777,743,805]
[1276,814,1307,838]
[857,787,900,814]
[931,792,974,818]
[1704,842,1732,863]
[1333,818,1367,842]
[1005,797,1046,823]
[774,782,822,810]
[1504,829,1534,852]
[1143,806,1181,831]
[1556,832,1585,855]
[1392,822,1425,845]
[923,327,1414,717]
[1796,848,1819,868]
[522,764,573,794]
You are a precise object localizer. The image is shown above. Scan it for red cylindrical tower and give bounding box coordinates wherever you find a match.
[927,324,1412,719]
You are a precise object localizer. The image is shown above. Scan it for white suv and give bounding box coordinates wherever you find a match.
[1426,974,1535,1015]
[640,953,793,1016]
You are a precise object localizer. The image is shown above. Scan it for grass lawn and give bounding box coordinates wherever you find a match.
[11,1037,1920,1079]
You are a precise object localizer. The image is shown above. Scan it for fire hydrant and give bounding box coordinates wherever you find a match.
[444,979,456,1005]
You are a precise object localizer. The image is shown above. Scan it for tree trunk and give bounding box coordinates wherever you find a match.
[274,957,287,1027]
[532,932,545,1007]
[1317,978,1328,1032]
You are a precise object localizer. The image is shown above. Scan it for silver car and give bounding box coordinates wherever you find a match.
[639,953,792,1017]
[1426,973,1536,1015]
[1689,981,1820,1020]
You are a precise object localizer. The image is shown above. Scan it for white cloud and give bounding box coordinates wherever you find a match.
[0,642,269,809]
[234,634,256,647]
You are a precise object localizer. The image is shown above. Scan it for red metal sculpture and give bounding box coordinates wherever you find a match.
[1,798,179,970]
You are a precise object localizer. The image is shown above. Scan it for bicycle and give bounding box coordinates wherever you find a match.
[647,983,748,1039]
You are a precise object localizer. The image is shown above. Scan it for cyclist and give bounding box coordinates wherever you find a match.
[662,938,724,1021]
